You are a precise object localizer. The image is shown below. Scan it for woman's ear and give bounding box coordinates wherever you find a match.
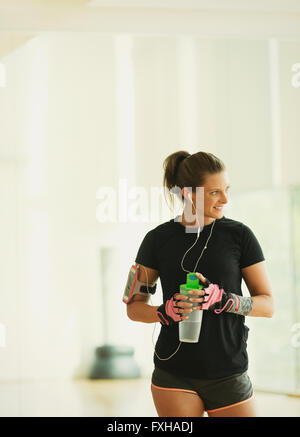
[181,188,192,201]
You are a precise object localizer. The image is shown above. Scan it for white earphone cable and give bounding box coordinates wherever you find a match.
[140,195,216,361]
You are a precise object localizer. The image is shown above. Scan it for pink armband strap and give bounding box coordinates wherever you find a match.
[123,264,157,304]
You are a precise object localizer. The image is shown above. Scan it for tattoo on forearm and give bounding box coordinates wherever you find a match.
[228,295,253,316]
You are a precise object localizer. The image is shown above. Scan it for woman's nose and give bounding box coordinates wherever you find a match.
[221,193,228,203]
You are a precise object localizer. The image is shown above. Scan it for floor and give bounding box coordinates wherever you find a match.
[0,377,299,417]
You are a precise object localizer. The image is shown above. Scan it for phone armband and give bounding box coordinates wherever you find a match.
[123,264,157,304]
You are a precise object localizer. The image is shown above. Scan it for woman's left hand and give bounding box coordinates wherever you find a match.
[195,272,232,314]
[187,272,211,310]
[195,272,209,285]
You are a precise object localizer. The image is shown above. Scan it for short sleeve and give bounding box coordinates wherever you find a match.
[240,224,265,269]
[134,230,159,270]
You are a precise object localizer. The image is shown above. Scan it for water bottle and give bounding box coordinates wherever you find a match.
[179,273,204,343]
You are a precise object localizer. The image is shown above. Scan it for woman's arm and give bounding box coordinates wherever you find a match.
[127,295,161,323]
[126,264,194,324]
[241,261,274,318]
[126,264,160,323]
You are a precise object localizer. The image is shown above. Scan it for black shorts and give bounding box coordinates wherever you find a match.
[151,366,253,413]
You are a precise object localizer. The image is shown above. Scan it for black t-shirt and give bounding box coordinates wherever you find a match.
[134,215,265,379]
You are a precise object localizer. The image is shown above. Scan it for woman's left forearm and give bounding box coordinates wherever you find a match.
[248,294,274,318]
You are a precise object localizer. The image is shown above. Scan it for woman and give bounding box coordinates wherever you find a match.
[126,150,274,417]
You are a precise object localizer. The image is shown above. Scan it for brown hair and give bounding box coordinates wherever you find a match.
[163,150,226,210]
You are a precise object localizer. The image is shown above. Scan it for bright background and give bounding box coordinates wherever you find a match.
[0,0,300,416]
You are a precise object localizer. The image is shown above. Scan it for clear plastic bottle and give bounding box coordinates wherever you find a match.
[179,273,204,343]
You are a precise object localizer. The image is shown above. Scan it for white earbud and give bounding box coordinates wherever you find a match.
[187,192,200,235]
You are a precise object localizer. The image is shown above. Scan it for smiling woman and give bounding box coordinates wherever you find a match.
[125,150,274,418]
[179,171,231,227]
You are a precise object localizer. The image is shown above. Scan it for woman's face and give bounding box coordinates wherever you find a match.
[181,171,230,226]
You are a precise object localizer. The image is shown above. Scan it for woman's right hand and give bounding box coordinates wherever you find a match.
[156,293,194,326]
[185,289,206,311]
[174,293,196,320]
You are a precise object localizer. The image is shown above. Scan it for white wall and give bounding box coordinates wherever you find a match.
[0,33,119,380]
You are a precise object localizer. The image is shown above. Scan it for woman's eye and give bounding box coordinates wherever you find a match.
[211,189,230,195]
